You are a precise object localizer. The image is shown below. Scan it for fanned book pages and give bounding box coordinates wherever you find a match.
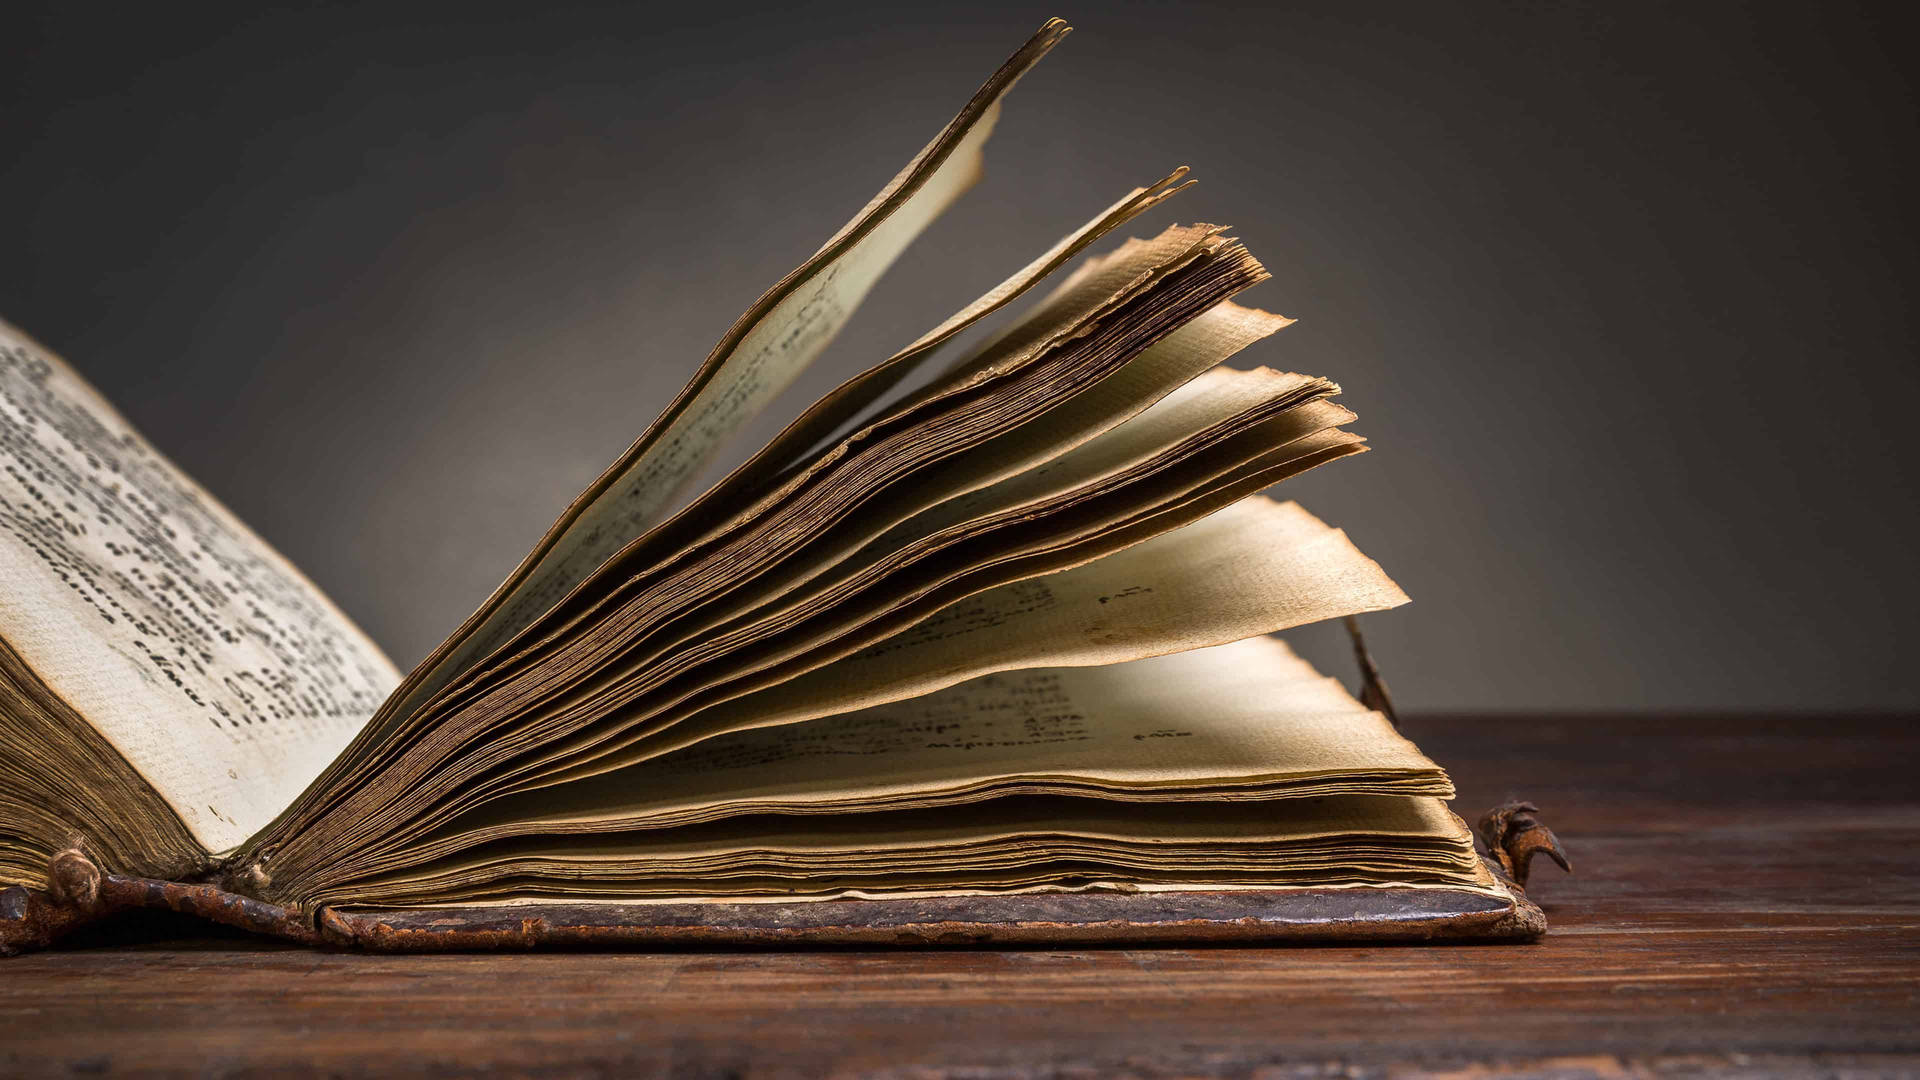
[0,19,1543,952]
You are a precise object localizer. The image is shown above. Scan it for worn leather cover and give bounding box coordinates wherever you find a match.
[0,854,1543,955]
[323,872,1545,950]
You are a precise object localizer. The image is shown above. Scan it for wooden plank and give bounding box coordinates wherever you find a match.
[1,713,1917,1078]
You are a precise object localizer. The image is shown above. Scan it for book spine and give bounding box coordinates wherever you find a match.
[0,849,324,956]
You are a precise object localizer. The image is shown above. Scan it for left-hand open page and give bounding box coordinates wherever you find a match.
[0,320,400,856]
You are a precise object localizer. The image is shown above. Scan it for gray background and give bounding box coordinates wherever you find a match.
[4,2,1914,711]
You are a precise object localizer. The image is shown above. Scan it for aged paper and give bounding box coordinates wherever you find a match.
[494,303,1303,759]
[349,793,1480,905]
[532,389,1363,770]
[0,322,400,852]
[663,497,1407,747]
[400,635,1442,858]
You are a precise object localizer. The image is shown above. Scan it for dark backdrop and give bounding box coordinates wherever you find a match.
[4,2,1914,710]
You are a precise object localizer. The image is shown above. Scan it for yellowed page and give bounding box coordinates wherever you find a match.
[433,635,1441,840]
[483,300,1299,754]
[345,795,1481,905]
[0,323,400,853]
[505,234,1263,712]
[673,497,1407,742]
[465,794,1470,863]
[559,174,1200,659]
[491,373,1359,792]
[438,407,1361,827]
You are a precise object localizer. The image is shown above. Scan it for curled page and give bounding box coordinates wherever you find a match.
[395,506,1421,847]
[651,497,1410,749]
[398,20,1074,715]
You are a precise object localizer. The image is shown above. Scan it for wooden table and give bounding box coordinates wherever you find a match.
[3,714,1916,1078]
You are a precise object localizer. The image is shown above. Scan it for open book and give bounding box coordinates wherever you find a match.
[0,20,1540,950]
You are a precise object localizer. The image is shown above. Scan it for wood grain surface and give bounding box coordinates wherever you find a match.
[2,713,1916,1078]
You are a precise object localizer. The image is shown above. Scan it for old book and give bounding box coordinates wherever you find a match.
[0,19,1541,953]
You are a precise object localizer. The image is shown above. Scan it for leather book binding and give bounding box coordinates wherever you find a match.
[0,847,1546,955]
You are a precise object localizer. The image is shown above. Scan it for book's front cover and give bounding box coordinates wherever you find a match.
[0,854,1543,954]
